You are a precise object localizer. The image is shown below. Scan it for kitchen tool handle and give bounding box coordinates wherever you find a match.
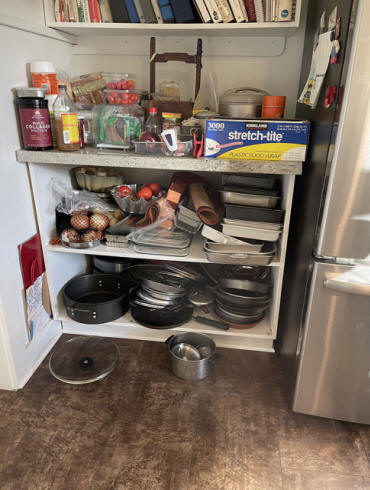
[66,306,94,314]
[324,277,370,296]
[194,316,229,330]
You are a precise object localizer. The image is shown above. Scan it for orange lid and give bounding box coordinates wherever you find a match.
[262,96,286,105]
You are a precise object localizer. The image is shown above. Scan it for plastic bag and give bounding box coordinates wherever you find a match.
[52,179,116,215]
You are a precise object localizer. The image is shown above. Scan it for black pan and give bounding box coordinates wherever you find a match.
[63,273,129,324]
[130,290,193,329]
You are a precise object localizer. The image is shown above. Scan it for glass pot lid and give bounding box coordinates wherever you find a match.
[49,336,120,384]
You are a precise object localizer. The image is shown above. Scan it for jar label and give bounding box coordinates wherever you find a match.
[31,73,58,95]
[61,113,79,144]
[19,108,52,148]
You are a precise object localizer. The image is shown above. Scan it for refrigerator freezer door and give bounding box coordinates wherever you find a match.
[293,261,370,424]
[315,0,370,262]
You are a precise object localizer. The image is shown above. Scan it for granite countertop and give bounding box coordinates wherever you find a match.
[16,149,302,175]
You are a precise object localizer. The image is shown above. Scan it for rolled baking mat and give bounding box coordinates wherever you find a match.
[189,183,223,225]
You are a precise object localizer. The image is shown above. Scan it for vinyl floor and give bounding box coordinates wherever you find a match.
[0,336,369,490]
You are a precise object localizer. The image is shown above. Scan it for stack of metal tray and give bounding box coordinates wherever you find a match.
[203,241,277,265]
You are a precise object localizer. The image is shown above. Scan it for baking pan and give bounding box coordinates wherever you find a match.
[222,222,282,242]
[142,278,185,295]
[221,174,277,190]
[215,286,270,306]
[63,273,129,324]
[223,218,282,231]
[214,309,265,329]
[204,240,263,253]
[201,225,245,244]
[220,278,270,294]
[216,298,270,316]
[215,304,265,325]
[204,242,276,265]
[223,264,271,281]
[62,240,101,249]
[218,190,280,208]
[92,256,133,274]
[224,204,284,223]
[133,243,191,257]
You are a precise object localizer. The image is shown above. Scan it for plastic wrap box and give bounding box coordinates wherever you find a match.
[205,119,310,161]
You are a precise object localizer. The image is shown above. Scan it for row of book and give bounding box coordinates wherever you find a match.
[54,0,296,24]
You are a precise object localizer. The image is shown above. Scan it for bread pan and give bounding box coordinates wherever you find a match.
[204,242,276,265]
[204,239,263,253]
[224,204,284,223]
[222,222,282,241]
[215,286,270,306]
[221,174,277,189]
[201,225,245,244]
[218,190,280,208]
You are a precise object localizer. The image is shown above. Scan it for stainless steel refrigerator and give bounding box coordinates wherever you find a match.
[277,0,370,424]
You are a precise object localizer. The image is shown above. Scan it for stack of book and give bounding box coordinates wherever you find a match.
[54,0,295,24]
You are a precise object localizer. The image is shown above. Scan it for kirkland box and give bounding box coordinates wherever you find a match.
[205,119,310,161]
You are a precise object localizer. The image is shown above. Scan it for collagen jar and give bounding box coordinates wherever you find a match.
[16,87,53,150]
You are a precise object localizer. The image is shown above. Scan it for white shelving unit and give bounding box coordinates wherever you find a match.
[43,0,302,39]
[18,151,299,352]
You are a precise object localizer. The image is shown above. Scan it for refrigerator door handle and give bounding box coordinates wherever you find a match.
[324,276,370,296]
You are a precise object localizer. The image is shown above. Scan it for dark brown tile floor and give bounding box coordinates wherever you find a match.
[0,336,369,490]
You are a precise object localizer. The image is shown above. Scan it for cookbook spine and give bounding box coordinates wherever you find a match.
[254,0,264,22]
[193,0,212,23]
[124,0,140,22]
[228,0,245,22]
[151,0,164,22]
[214,0,234,22]
[205,0,223,23]
[243,0,256,21]
[81,0,91,20]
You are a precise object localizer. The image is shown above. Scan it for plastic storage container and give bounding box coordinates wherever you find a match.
[93,103,144,150]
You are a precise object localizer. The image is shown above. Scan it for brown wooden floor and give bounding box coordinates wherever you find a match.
[0,336,369,490]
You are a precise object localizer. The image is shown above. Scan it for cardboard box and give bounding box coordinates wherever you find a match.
[205,119,310,161]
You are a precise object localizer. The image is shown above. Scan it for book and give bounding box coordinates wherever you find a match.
[238,0,248,21]
[124,0,140,22]
[276,0,292,21]
[228,0,245,22]
[99,0,113,21]
[151,0,164,22]
[88,0,101,21]
[133,0,157,22]
[205,0,222,23]
[54,0,62,21]
[76,0,85,21]
[214,0,233,22]
[243,0,256,21]
[157,0,175,22]
[170,0,194,23]
[254,0,264,22]
[67,0,78,21]
[193,0,211,23]
[82,0,91,20]
[109,0,129,21]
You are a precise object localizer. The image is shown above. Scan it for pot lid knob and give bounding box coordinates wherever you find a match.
[79,357,93,370]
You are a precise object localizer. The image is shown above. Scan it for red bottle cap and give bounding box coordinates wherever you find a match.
[149,107,158,114]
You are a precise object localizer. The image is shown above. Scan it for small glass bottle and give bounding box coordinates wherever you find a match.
[144,107,161,135]
[53,85,80,151]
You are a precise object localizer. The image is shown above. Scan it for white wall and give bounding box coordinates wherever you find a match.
[69,0,307,117]
[0,0,45,25]
[0,21,72,389]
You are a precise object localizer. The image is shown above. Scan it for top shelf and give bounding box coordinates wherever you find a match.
[16,149,302,175]
[46,21,299,38]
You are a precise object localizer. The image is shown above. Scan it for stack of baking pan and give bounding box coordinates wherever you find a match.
[131,228,193,257]
[213,265,272,329]
[201,224,276,265]
[130,273,193,329]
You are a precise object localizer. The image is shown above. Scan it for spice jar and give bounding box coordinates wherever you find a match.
[162,112,182,136]
[16,87,53,150]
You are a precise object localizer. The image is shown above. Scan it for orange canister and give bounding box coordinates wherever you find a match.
[261,96,286,119]
[30,61,58,96]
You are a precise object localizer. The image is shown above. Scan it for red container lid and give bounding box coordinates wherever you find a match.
[149,107,158,114]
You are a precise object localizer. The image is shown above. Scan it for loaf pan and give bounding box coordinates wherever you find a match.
[222,222,282,241]
[201,225,245,244]
[224,204,284,223]
[223,218,283,231]
[221,174,277,189]
[204,243,276,265]
[218,190,280,208]
[204,239,263,253]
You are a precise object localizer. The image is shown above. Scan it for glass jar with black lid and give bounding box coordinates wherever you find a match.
[16,87,53,150]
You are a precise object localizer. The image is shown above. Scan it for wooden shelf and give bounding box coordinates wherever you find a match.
[46,21,299,38]
[46,234,281,266]
[17,149,302,175]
